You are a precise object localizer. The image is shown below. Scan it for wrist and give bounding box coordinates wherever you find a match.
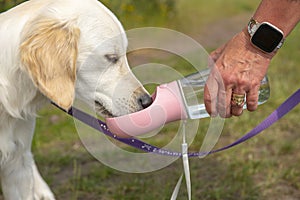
[252,0,300,38]
[242,16,287,59]
[241,28,276,60]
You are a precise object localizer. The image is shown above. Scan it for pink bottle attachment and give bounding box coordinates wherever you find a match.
[106,81,188,137]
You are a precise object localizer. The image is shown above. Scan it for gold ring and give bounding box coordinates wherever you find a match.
[231,93,245,107]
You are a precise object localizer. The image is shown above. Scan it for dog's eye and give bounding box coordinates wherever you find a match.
[105,54,119,64]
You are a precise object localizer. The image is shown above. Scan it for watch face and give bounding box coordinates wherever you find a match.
[251,23,284,53]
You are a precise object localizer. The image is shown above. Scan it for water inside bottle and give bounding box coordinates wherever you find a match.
[178,69,270,119]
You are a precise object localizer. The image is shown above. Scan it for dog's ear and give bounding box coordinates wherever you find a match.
[20,18,80,110]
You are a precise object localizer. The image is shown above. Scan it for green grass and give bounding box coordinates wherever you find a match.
[1,1,300,200]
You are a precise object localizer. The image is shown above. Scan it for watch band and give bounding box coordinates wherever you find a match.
[247,18,259,35]
[247,18,285,51]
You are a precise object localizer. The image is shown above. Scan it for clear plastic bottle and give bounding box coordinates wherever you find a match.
[178,69,270,119]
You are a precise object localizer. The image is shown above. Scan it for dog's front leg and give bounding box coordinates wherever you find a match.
[0,117,55,200]
[1,151,35,200]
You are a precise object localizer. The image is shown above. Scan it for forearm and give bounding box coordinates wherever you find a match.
[253,0,300,37]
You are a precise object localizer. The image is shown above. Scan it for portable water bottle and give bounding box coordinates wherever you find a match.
[106,69,270,137]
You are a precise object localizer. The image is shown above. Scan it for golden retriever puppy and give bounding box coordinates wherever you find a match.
[0,0,152,199]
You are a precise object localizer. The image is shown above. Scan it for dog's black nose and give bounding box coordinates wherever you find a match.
[138,94,153,109]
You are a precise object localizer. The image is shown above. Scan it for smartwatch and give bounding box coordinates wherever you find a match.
[248,18,285,53]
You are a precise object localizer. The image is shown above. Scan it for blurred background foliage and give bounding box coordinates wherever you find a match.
[0,0,176,25]
[0,0,260,34]
[0,0,25,12]
[101,0,176,27]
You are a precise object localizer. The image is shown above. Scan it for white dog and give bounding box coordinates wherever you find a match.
[0,0,152,199]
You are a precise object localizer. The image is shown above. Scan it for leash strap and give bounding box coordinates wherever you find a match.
[55,89,300,157]
[171,121,191,200]
[210,88,300,154]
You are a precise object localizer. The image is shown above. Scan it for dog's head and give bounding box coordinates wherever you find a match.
[19,0,152,117]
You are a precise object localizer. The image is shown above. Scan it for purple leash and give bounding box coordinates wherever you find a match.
[54,89,300,157]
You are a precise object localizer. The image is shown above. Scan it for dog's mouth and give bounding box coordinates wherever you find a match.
[95,101,114,118]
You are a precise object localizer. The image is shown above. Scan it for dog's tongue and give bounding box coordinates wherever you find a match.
[106,81,187,137]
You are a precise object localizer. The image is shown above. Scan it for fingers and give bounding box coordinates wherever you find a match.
[217,87,232,118]
[204,71,233,118]
[205,85,248,118]
[204,75,218,117]
[204,71,261,118]
[245,85,260,111]
[231,90,246,116]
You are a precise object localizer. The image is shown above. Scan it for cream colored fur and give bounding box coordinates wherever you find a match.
[0,0,149,199]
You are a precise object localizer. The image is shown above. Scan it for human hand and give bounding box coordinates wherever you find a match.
[204,29,274,118]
